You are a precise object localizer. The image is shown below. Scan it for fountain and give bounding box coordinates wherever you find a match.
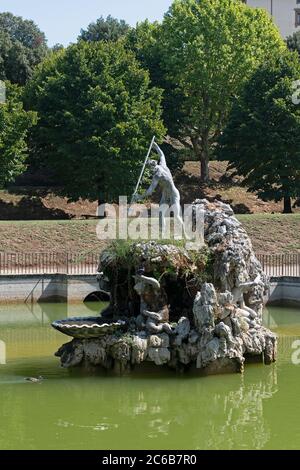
[53,141,276,374]
[53,197,276,375]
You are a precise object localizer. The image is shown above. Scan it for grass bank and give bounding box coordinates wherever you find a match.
[0,214,299,254]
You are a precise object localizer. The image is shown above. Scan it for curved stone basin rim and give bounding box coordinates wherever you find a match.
[51,317,126,339]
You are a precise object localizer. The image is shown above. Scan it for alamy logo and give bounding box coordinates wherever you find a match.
[291,339,300,365]
[292,80,300,105]
[96,197,205,251]
[0,81,6,104]
[0,340,6,365]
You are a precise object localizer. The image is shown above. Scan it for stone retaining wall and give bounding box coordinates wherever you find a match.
[0,274,99,303]
[0,274,299,306]
[268,277,300,307]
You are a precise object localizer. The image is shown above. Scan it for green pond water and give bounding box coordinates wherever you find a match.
[0,302,300,450]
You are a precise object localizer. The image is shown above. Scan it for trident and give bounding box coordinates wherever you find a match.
[130,136,156,206]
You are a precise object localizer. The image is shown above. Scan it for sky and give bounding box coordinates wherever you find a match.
[0,0,173,46]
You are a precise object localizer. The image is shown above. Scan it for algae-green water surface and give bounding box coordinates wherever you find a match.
[0,302,299,450]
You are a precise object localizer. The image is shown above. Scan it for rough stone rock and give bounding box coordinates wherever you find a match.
[131,333,148,364]
[55,199,277,376]
[83,339,108,367]
[264,331,277,365]
[148,333,169,348]
[175,317,190,338]
[193,284,218,330]
[55,339,84,368]
[201,283,218,305]
[174,317,190,346]
[197,337,219,369]
[147,347,170,366]
[111,340,131,363]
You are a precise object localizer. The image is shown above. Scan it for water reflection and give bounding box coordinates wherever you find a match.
[0,304,299,450]
[0,301,107,362]
[0,301,105,328]
[93,367,279,450]
[204,368,278,450]
[264,305,300,334]
[0,364,280,450]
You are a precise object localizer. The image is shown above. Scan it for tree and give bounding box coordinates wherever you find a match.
[216,51,300,214]
[79,15,131,43]
[24,41,165,202]
[0,82,36,187]
[0,12,48,85]
[125,21,186,141]
[125,21,188,172]
[144,0,284,182]
[51,43,64,53]
[287,30,300,56]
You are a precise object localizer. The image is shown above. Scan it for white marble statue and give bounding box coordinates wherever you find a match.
[133,142,185,234]
[133,271,173,335]
[232,271,261,322]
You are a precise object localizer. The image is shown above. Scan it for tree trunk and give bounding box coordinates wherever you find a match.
[283,196,293,214]
[97,198,107,218]
[200,152,209,183]
[191,136,210,182]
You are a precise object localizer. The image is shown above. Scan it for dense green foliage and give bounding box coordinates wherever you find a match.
[24,41,165,202]
[287,30,300,56]
[128,0,284,181]
[0,82,37,187]
[79,15,131,42]
[0,12,48,85]
[0,2,294,209]
[217,51,300,213]
[125,20,187,168]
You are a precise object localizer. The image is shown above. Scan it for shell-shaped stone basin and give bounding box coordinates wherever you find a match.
[51,317,126,339]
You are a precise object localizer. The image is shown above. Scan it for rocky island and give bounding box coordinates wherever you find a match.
[53,199,277,375]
